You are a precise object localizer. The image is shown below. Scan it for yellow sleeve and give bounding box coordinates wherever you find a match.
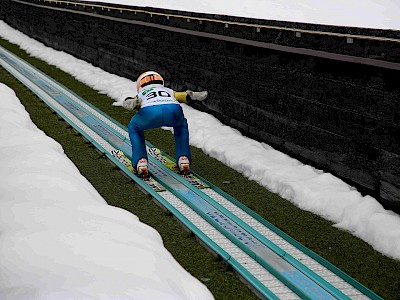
[174,91,188,103]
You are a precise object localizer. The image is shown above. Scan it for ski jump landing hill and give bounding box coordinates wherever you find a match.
[1,0,399,209]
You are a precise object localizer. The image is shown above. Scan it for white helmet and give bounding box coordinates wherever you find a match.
[136,71,164,91]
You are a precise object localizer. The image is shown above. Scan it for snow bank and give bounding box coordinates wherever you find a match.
[0,83,213,299]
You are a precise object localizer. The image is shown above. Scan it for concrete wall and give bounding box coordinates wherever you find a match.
[1,0,399,208]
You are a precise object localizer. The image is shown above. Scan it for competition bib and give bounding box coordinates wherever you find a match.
[139,86,179,108]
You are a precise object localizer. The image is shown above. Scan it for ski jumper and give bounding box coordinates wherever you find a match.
[128,85,191,169]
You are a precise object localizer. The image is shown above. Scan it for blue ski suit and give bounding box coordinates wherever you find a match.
[127,85,191,169]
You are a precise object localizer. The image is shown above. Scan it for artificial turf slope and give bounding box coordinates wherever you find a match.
[1,38,399,299]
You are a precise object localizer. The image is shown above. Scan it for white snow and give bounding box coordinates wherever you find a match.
[80,0,400,30]
[1,0,400,296]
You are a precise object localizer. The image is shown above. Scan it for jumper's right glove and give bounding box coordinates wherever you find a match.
[186,90,208,101]
[112,97,139,110]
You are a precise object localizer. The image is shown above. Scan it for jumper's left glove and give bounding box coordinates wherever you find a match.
[112,97,138,110]
[186,90,208,101]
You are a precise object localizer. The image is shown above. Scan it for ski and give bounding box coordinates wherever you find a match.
[111,149,166,192]
[147,147,209,189]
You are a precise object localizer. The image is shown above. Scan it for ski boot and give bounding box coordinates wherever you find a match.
[135,158,149,178]
[177,156,191,176]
